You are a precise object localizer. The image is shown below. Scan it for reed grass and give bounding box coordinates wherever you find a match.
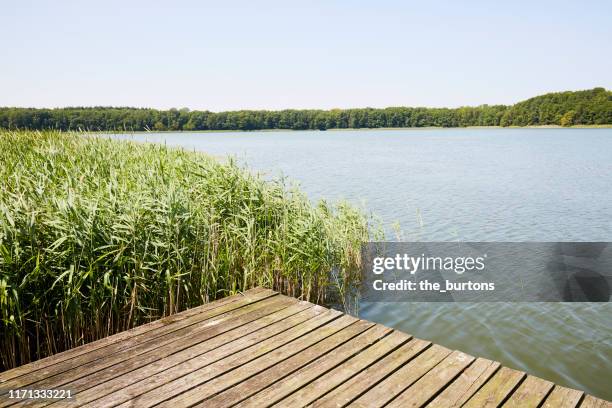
[0,130,371,370]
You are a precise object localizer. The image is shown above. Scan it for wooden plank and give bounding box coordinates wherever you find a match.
[0,293,289,403]
[542,386,584,408]
[350,344,452,408]
[1,288,608,408]
[230,327,405,408]
[502,375,554,407]
[85,308,343,408]
[154,315,362,407]
[427,358,501,407]
[0,287,268,383]
[580,395,612,408]
[267,329,409,408]
[0,288,276,391]
[201,321,387,408]
[20,301,316,408]
[75,306,332,408]
[386,350,475,407]
[313,338,431,407]
[12,295,295,392]
[463,367,526,408]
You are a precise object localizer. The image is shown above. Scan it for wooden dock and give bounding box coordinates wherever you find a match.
[0,287,609,407]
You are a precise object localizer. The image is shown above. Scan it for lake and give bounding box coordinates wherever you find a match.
[109,128,612,400]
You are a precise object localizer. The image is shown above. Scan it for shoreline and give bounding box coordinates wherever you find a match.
[71,124,612,134]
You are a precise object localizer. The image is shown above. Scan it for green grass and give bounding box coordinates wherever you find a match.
[0,130,372,370]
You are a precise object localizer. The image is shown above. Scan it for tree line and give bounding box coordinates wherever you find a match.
[0,88,609,131]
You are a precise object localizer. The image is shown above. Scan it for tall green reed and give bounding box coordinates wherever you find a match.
[0,131,371,370]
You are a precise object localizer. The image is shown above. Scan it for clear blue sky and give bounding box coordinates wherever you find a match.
[1,0,610,111]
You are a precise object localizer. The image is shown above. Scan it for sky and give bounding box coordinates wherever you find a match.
[1,0,611,111]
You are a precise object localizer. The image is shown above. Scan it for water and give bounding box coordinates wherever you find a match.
[109,128,612,399]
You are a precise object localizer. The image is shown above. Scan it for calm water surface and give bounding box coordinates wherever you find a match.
[110,128,612,399]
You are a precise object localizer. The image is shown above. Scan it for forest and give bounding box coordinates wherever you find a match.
[0,88,610,131]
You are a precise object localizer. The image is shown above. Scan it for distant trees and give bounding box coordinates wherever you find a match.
[0,88,609,132]
[498,88,611,127]
[560,111,576,127]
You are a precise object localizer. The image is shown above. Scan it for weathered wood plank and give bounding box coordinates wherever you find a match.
[0,287,268,383]
[21,301,316,408]
[312,338,431,407]
[1,288,608,408]
[14,295,295,400]
[214,325,396,407]
[0,288,276,392]
[159,315,362,407]
[386,350,475,407]
[350,344,452,408]
[502,375,554,407]
[87,308,343,408]
[542,386,584,408]
[580,395,612,408]
[427,358,500,408]
[0,293,288,405]
[463,367,526,408]
[263,328,408,408]
[19,295,294,390]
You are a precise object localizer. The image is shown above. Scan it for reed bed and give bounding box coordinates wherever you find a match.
[0,131,370,370]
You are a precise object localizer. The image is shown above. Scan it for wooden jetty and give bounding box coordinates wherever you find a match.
[0,287,609,407]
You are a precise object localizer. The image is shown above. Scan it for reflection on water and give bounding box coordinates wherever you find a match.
[107,128,612,399]
[360,302,612,400]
